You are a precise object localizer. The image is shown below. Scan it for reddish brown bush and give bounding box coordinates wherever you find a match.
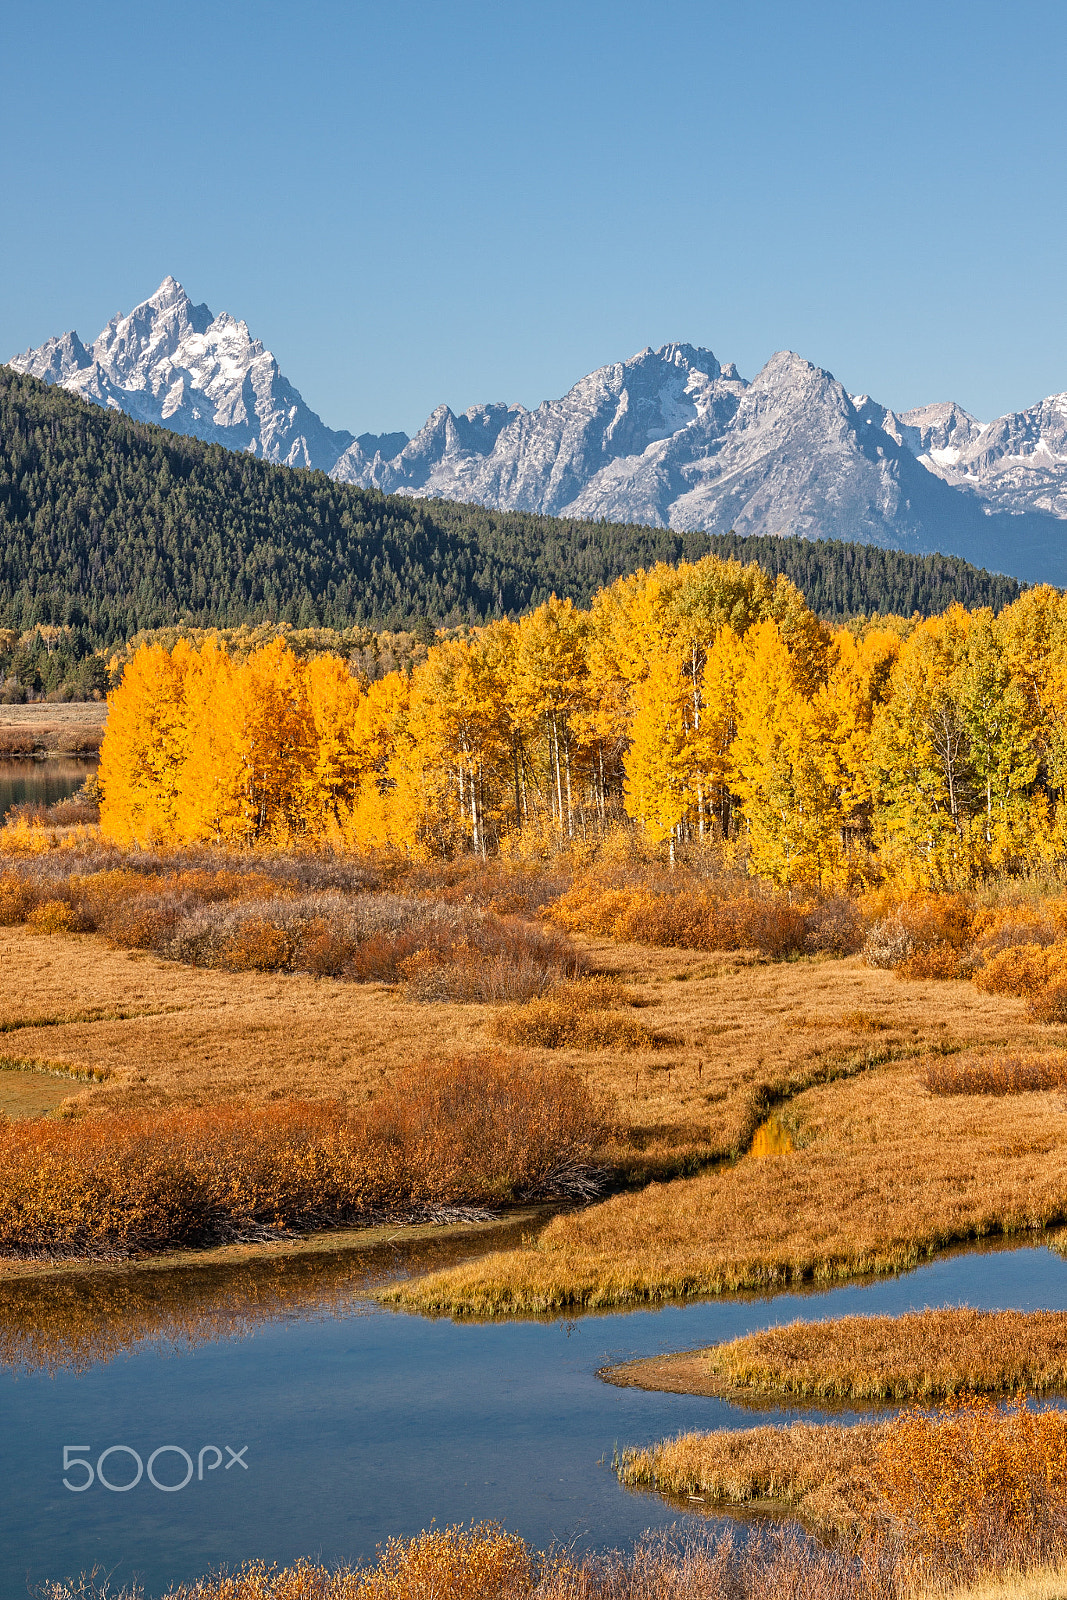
[896,942,964,980]
[0,1054,612,1258]
[551,873,820,959]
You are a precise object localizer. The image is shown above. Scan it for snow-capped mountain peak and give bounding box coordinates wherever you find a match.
[9,278,352,470]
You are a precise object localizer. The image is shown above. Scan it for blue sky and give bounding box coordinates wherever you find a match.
[3,0,1065,435]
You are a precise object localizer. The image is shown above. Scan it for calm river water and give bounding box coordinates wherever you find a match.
[0,756,98,822]
[4,1236,1067,1598]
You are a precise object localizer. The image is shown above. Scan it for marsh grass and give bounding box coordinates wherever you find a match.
[0,1052,110,1084]
[618,1419,885,1536]
[925,1050,1067,1096]
[620,1395,1067,1585]
[385,1050,1067,1315]
[691,1309,1067,1402]
[35,1524,904,1600]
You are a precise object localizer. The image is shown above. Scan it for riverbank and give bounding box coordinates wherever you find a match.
[0,700,105,755]
[0,1205,557,1284]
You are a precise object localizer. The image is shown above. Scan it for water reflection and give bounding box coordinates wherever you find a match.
[4,1243,1067,1598]
[750,1115,794,1157]
[0,1215,545,1375]
[0,756,98,822]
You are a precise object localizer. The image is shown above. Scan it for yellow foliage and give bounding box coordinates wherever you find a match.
[91,556,1067,890]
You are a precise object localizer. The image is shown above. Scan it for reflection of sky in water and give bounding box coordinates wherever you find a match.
[4,1239,1067,1598]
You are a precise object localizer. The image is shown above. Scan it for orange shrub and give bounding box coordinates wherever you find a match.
[972,941,1067,1020]
[0,1055,612,1258]
[221,917,296,972]
[550,874,823,959]
[356,1522,533,1600]
[895,942,963,980]
[26,899,77,934]
[874,1394,1067,1567]
[972,942,1063,998]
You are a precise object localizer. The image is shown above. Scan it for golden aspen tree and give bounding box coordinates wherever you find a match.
[697,625,746,841]
[301,653,365,841]
[996,585,1067,854]
[957,609,1039,869]
[99,640,195,845]
[870,607,984,885]
[224,640,316,844]
[511,598,590,840]
[729,621,848,887]
[173,637,245,843]
[405,634,513,855]
[346,671,413,850]
[623,641,695,855]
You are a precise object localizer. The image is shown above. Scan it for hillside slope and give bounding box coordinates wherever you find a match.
[0,370,1020,646]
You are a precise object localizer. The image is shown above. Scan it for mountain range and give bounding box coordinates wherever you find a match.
[10,278,1067,583]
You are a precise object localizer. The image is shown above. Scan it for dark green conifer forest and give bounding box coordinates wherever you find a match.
[0,367,1023,652]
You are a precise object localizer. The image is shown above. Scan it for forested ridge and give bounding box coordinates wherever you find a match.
[0,367,1022,648]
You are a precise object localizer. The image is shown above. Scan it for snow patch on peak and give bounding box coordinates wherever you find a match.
[8,278,352,471]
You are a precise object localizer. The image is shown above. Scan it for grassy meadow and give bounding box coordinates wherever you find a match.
[1,830,1066,1276]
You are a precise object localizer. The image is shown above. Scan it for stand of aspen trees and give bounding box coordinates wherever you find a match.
[98,555,1067,889]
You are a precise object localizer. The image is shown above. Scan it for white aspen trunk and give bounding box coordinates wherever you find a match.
[552,712,564,834]
[469,759,480,855]
[564,739,574,838]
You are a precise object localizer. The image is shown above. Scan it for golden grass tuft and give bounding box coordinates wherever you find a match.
[925,1050,1067,1096]
[617,1310,1067,1403]
[491,977,661,1051]
[617,1418,886,1536]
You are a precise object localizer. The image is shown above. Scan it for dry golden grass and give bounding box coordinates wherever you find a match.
[0,703,106,728]
[385,971,1067,1314]
[946,1564,1067,1599]
[2,840,1061,1285]
[0,923,1025,1176]
[605,1310,1067,1403]
[618,1419,886,1536]
[926,1049,1067,1096]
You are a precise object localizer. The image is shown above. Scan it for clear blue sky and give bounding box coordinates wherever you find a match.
[3,0,1065,436]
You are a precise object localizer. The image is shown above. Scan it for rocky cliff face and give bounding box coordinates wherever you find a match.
[11,282,1067,582]
[9,278,353,471]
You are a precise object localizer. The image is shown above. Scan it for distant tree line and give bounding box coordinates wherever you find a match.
[700,531,1021,620]
[0,624,109,703]
[0,368,1024,652]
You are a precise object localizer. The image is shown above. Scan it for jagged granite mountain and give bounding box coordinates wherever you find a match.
[333,343,1067,582]
[11,283,1067,581]
[8,277,353,471]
